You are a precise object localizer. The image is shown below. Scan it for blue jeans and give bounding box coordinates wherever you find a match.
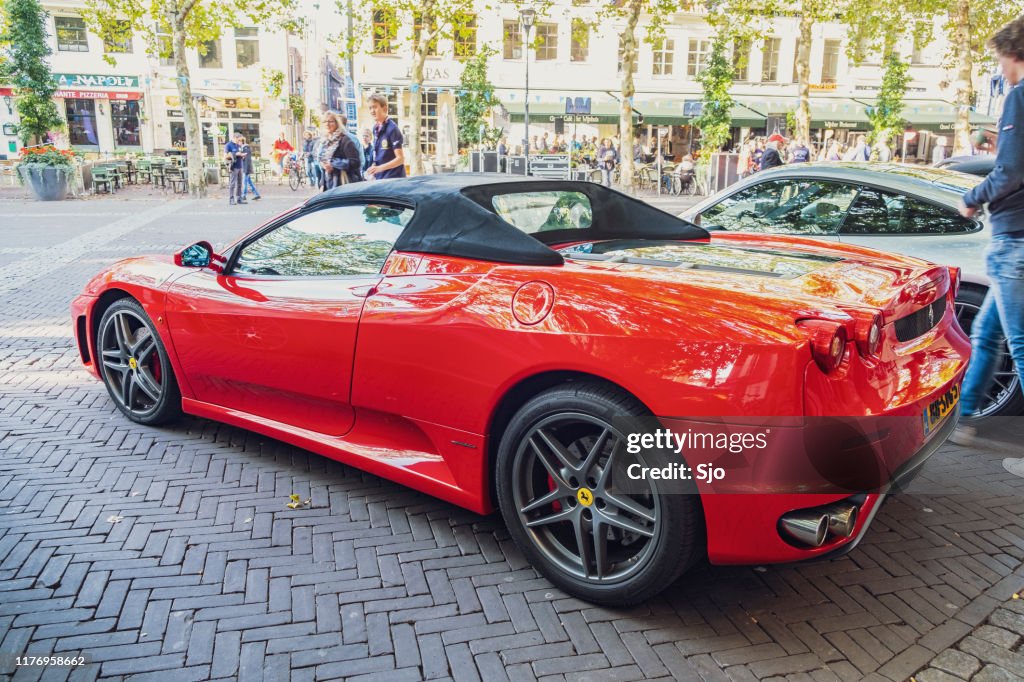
[242,174,259,198]
[960,235,1024,414]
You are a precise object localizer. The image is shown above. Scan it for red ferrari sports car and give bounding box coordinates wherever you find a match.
[72,175,968,605]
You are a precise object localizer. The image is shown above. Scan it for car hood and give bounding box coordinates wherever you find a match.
[558,234,949,320]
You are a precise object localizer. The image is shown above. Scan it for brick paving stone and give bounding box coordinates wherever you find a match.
[1,191,1024,681]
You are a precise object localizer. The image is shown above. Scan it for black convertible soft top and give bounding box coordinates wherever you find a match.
[305,174,708,266]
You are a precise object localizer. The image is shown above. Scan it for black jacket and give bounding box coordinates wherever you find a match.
[323,135,362,189]
[759,147,783,170]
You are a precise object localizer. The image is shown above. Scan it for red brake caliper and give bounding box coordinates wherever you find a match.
[548,475,561,512]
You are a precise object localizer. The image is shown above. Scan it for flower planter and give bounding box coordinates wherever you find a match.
[18,165,71,201]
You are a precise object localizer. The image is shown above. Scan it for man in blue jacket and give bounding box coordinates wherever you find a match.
[955,16,1024,438]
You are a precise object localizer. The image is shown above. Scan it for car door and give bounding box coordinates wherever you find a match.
[165,201,412,436]
[836,188,986,273]
[691,178,858,242]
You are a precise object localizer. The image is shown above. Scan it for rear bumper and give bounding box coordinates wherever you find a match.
[659,370,965,565]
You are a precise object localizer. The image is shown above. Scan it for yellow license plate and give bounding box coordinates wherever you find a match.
[924,383,960,435]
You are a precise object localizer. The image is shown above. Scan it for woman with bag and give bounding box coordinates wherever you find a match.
[318,112,362,190]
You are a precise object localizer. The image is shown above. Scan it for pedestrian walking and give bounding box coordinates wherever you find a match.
[953,15,1024,442]
[340,114,366,179]
[272,132,294,179]
[318,111,361,190]
[240,136,260,201]
[365,93,406,179]
[302,131,317,182]
[760,134,785,170]
[597,138,618,187]
[844,134,871,161]
[361,129,373,173]
[224,132,246,205]
[790,138,811,163]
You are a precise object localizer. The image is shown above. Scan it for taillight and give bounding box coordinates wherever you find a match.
[948,266,961,300]
[798,319,848,372]
[856,314,883,357]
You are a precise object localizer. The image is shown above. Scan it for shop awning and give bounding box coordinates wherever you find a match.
[500,91,769,128]
[851,99,997,132]
[498,91,625,125]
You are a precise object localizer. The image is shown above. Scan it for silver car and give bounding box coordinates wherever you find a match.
[682,162,1021,417]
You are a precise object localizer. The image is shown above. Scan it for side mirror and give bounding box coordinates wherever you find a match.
[174,241,221,270]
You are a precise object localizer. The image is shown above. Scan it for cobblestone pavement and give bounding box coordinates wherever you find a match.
[2,185,1024,682]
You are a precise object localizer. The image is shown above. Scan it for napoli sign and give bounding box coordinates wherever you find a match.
[54,73,140,89]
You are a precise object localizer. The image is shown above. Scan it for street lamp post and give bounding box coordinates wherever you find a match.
[520,8,535,175]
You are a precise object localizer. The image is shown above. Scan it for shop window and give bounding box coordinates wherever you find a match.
[571,20,588,62]
[454,13,477,58]
[170,121,187,148]
[199,39,222,68]
[420,91,438,155]
[816,39,839,84]
[686,39,709,78]
[617,38,638,75]
[66,99,99,146]
[733,38,751,81]
[654,38,675,77]
[111,100,141,147]
[503,21,522,59]
[413,13,439,56]
[104,21,133,54]
[792,37,801,83]
[55,16,89,52]
[235,28,259,68]
[372,7,397,54]
[154,28,174,66]
[233,123,261,152]
[761,37,781,83]
[535,23,557,61]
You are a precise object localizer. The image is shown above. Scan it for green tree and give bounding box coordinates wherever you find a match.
[80,0,298,197]
[693,37,734,160]
[936,0,1023,153]
[339,0,480,175]
[0,0,64,145]
[865,53,910,156]
[456,47,500,148]
[843,0,934,157]
[596,0,693,190]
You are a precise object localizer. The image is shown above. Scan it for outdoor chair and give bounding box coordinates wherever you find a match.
[136,160,152,184]
[165,167,187,194]
[92,167,114,194]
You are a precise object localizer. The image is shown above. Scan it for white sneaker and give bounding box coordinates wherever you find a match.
[1003,458,1024,478]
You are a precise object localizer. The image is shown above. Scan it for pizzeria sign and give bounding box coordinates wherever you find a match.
[54,73,140,89]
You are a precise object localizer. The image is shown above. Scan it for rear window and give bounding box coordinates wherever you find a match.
[491,191,593,233]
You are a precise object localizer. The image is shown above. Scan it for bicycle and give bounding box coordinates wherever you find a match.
[284,155,307,191]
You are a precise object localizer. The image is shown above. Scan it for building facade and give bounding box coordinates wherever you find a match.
[1,0,330,159]
[349,1,993,162]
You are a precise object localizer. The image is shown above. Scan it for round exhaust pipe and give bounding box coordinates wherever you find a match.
[779,511,829,547]
[824,502,859,538]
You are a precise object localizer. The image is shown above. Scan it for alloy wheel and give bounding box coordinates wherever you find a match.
[99,310,165,418]
[955,299,1020,417]
[511,413,660,583]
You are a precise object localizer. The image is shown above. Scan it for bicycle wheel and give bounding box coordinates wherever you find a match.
[289,171,299,191]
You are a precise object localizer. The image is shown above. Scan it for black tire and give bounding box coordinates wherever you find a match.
[289,171,300,191]
[96,298,182,425]
[955,287,1024,417]
[495,382,703,606]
